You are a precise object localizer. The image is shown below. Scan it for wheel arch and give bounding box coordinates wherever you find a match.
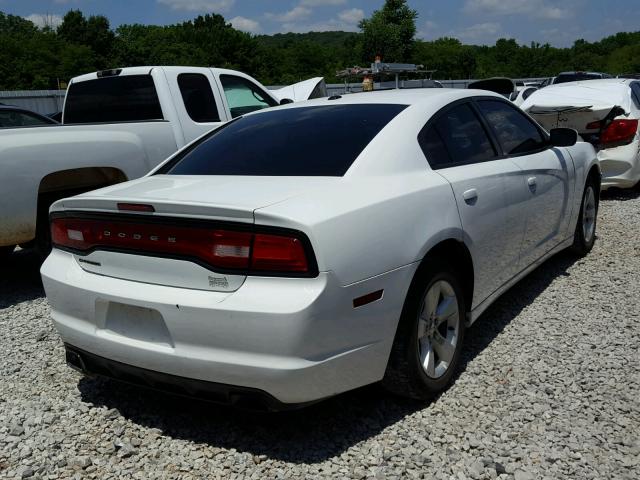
[37,167,128,196]
[33,167,129,251]
[586,163,602,192]
[413,238,475,313]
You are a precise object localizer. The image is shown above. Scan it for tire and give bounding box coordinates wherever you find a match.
[0,245,15,260]
[35,194,54,258]
[383,259,467,400]
[570,178,599,256]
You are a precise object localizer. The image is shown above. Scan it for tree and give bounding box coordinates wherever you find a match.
[2,7,640,89]
[57,10,114,67]
[358,0,418,63]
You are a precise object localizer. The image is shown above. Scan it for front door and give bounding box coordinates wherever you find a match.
[475,99,573,268]
[419,102,526,307]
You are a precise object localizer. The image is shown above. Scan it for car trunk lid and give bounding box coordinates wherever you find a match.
[522,82,634,148]
[53,175,336,290]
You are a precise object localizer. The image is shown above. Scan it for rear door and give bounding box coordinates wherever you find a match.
[164,67,227,143]
[420,101,526,306]
[476,99,573,269]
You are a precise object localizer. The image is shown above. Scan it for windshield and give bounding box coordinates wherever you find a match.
[159,104,407,177]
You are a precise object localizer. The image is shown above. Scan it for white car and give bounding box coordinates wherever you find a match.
[42,89,600,409]
[510,86,538,107]
[522,78,640,189]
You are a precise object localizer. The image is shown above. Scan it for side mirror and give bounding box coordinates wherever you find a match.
[549,128,578,147]
[279,98,294,105]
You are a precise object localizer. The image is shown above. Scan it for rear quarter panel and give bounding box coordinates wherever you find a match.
[254,171,462,287]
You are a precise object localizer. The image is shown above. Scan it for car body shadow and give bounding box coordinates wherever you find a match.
[0,249,44,308]
[600,185,640,201]
[77,249,582,463]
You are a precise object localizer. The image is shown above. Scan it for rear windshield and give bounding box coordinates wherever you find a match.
[160,104,407,177]
[554,73,602,84]
[64,75,163,123]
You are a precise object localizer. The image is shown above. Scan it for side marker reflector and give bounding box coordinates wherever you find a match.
[353,289,384,308]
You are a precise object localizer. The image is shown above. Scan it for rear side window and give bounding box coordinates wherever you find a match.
[478,100,546,155]
[631,83,640,109]
[424,103,496,167]
[178,73,220,122]
[161,104,407,177]
[220,75,278,118]
[64,75,163,123]
[418,127,451,168]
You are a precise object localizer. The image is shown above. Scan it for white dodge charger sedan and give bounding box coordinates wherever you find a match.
[42,89,601,409]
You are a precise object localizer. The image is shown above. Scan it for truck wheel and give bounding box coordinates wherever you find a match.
[0,245,15,260]
[383,259,466,400]
[570,179,599,256]
[35,194,54,258]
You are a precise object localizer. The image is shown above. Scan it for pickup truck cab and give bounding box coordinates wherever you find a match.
[0,66,322,256]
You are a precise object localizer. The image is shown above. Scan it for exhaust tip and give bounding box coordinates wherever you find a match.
[65,348,88,374]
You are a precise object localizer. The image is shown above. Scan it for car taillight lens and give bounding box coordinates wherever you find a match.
[599,119,638,147]
[51,216,312,275]
[252,234,308,272]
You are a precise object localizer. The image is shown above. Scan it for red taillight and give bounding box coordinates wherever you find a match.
[252,233,308,272]
[51,216,313,275]
[600,119,638,146]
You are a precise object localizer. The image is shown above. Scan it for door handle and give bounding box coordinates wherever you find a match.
[527,177,537,191]
[463,188,478,204]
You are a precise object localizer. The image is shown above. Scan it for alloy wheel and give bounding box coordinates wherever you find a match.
[582,185,596,244]
[417,280,460,379]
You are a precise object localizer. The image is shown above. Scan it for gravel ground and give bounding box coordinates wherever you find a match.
[1,189,639,480]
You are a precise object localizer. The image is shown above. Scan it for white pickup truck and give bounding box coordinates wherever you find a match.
[0,66,325,256]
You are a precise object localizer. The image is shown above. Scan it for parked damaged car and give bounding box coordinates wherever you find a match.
[522,79,640,190]
[42,89,600,408]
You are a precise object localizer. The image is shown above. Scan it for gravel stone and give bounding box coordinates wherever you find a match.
[1,189,639,479]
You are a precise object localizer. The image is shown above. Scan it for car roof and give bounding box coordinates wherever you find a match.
[267,88,504,110]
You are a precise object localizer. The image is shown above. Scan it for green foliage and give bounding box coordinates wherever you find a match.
[359,0,418,62]
[254,31,363,84]
[1,7,640,90]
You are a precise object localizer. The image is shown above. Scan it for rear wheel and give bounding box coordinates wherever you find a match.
[0,245,15,261]
[383,260,466,399]
[35,193,55,258]
[570,179,599,256]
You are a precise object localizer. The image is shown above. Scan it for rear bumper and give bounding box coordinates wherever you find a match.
[42,249,415,403]
[598,141,640,189]
[64,344,312,410]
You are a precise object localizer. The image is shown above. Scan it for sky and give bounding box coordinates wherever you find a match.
[1,0,638,47]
